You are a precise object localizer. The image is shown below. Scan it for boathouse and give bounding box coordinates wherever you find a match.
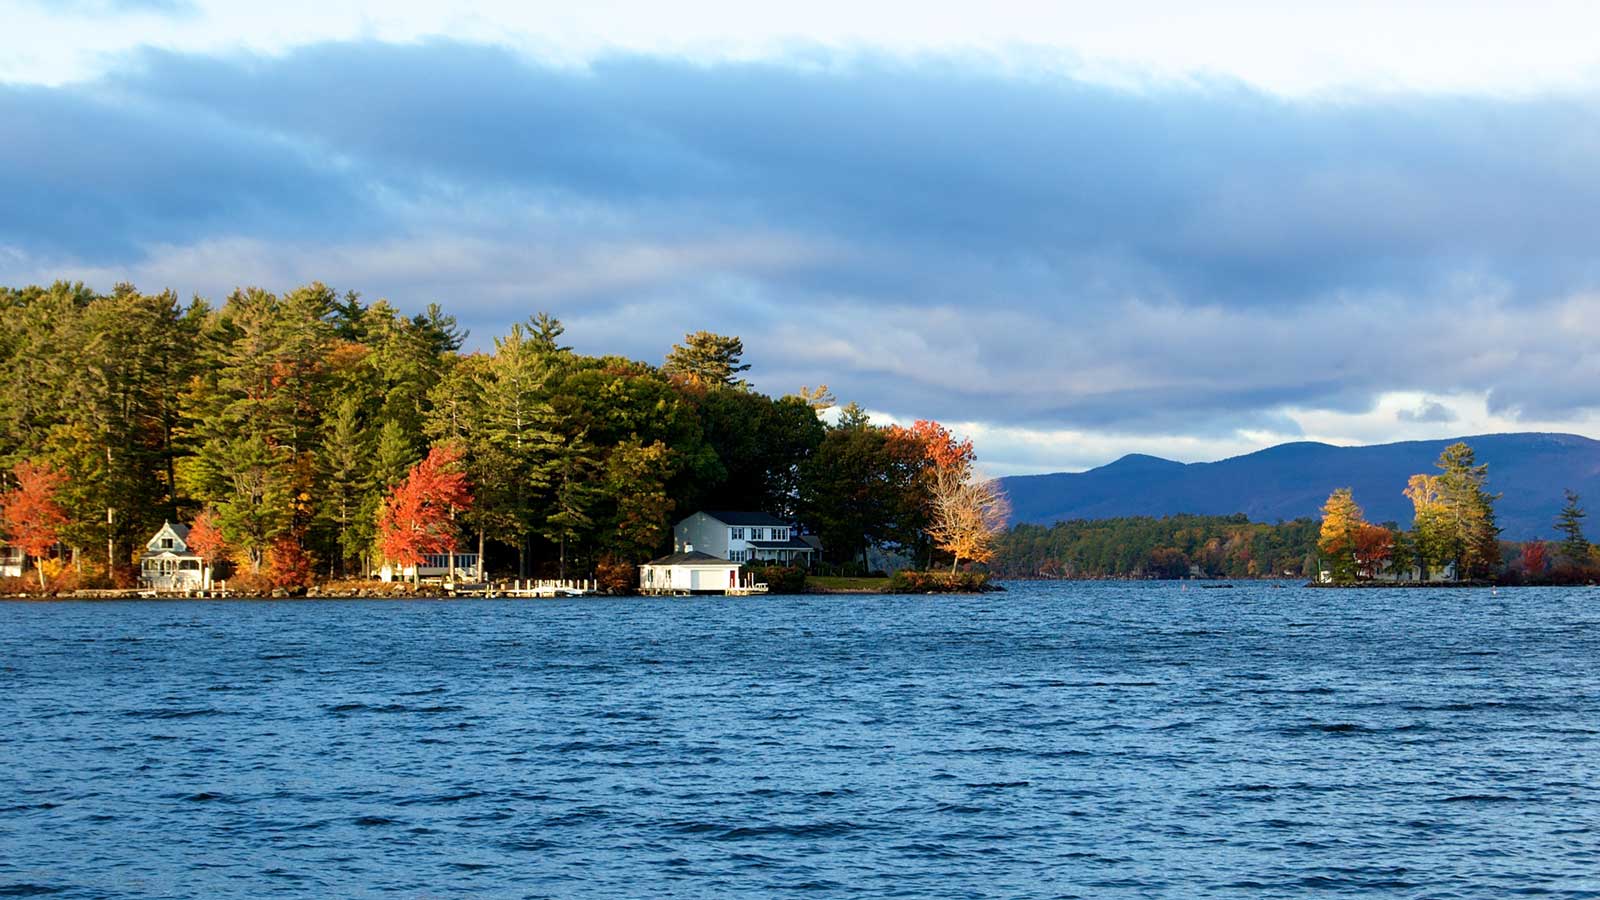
[139,521,207,591]
[672,511,817,566]
[639,549,743,594]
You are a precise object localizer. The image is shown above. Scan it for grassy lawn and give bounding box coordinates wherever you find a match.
[807,575,892,592]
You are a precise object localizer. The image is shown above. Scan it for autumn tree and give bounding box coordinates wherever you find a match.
[1520,539,1549,579]
[1404,474,1451,579]
[927,469,1011,571]
[1318,487,1367,584]
[1353,523,1395,579]
[377,445,473,584]
[663,331,750,386]
[1,461,68,587]
[186,508,228,590]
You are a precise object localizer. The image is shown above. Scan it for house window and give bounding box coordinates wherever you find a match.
[730,550,745,562]
[160,538,173,549]
[731,527,745,540]
[751,527,764,541]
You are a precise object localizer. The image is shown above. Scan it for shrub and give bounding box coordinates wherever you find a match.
[744,564,807,594]
[887,570,993,593]
[595,554,637,594]
[265,538,315,590]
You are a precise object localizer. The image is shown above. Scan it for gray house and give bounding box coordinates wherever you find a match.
[673,511,817,566]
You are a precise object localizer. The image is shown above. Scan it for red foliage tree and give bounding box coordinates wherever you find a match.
[187,509,228,589]
[1,461,68,587]
[265,537,314,590]
[377,445,473,583]
[1353,523,1395,579]
[1520,539,1548,577]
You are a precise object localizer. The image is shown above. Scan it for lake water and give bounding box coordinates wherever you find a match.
[4,582,1600,898]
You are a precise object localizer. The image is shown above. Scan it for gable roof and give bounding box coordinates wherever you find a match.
[167,523,191,541]
[645,550,738,566]
[695,510,788,527]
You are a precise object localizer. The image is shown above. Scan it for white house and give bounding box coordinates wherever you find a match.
[139,521,207,591]
[378,551,481,584]
[0,543,24,578]
[639,549,744,594]
[673,511,817,566]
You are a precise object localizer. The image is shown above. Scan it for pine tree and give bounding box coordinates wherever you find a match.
[663,331,750,386]
[1432,442,1501,579]
[321,397,372,575]
[1556,489,1589,564]
[479,325,563,577]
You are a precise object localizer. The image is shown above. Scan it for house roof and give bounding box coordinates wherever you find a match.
[168,522,191,541]
[695,510,788,527]
[644,550,739,567]
[746,538,815,550]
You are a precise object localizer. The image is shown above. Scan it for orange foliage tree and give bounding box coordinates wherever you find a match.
[1352,523,1395,579]
[895,419,1008,571]
[265,537,314,590]
[1,461,68,587]
[187,509,228,589]
[377,445,473,584]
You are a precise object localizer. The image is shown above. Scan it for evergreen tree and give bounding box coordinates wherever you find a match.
[1556,489,1589,563]
[1432,442,1501,579]
[479,324,563,576]
[663,331,750,386]
[321,396,372,575]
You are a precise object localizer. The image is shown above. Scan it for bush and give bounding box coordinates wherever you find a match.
[744,564,807,594]
[595,554,637,594]
[887,570,993,593]
[265,538,315,590]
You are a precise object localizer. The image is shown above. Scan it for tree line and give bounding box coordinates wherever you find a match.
[992,513,1322,579]
[0,281,1003,590]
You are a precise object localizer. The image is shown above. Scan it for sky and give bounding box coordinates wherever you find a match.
[5,0,1600,476]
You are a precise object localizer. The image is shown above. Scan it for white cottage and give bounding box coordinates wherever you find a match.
[639,550,744,594]
[139,521,207,591]
[0,543,24,578]
[673,511,817,566]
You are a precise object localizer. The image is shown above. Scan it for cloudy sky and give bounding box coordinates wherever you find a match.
[6,1,1600,475]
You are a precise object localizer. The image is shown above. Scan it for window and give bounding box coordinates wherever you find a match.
[751,527,765,541]
[730,550,745,562]
[160,538,174,549]
[730,527,745,540]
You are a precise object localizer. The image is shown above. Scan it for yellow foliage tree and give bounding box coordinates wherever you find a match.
[1318,487,1367,583]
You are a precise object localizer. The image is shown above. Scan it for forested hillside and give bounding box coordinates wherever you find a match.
[994,514,1322,579]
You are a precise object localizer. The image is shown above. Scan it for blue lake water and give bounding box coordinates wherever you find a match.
[4,582,1600,898]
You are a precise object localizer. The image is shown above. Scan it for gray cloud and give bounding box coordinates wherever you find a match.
[1398,399,1459,424]
[5,40,1600,438]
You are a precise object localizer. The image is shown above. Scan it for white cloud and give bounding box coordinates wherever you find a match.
[10,0,1600,96]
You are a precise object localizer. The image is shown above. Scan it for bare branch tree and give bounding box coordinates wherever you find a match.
[927,468,1011,571]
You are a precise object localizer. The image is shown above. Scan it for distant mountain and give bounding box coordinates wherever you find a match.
[1000,433,1600,539]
